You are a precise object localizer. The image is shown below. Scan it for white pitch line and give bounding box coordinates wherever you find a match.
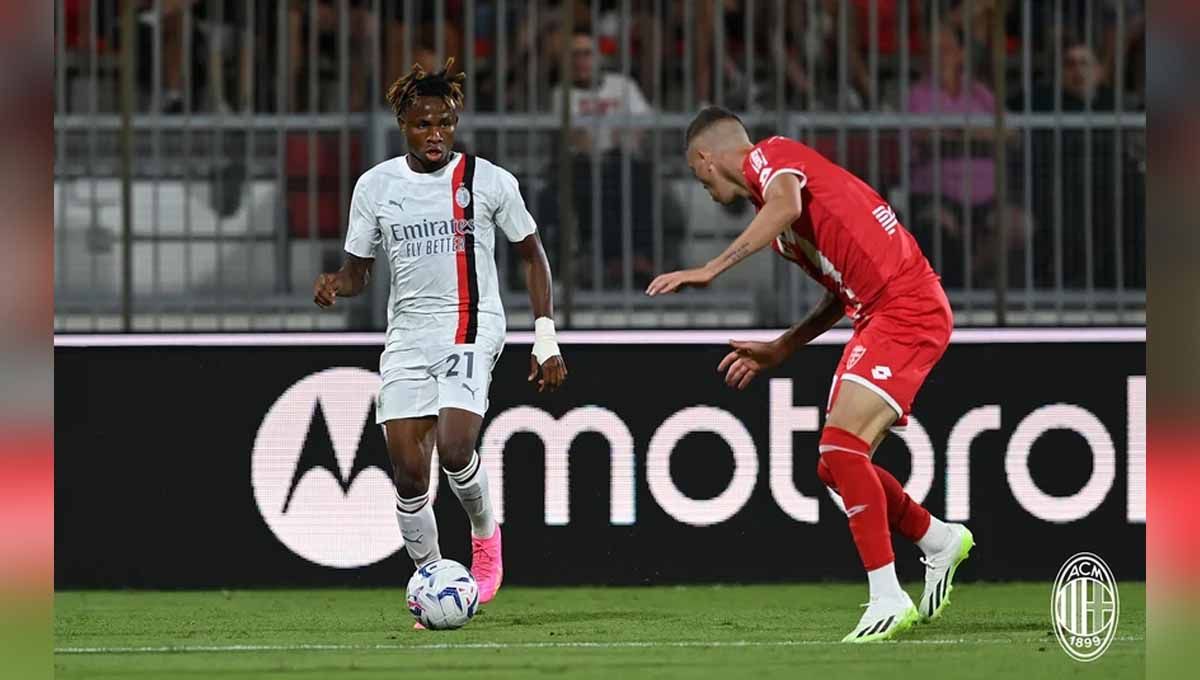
[55,637,1145,655]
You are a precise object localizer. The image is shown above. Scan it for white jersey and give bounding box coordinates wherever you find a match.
[344,152,537,348]
[549,73,652,154]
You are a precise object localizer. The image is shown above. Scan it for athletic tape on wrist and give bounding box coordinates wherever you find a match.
[532,317,561,365]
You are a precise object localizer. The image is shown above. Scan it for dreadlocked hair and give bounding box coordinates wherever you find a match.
[385,58,466,119]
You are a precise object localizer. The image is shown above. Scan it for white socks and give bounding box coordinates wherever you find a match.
[867,562,908,602]
[395,490,441,567]
[444,452,496,539]
[394,451,494,569]
[917,515,954,556]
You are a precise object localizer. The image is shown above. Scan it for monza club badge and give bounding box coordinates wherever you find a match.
[1051,552,1120,662]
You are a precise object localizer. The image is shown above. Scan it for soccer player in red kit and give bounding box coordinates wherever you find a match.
[647,107,975,642]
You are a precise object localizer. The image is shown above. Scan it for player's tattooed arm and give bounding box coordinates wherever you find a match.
[646,175,804,296]
[702,172,805,281]
[718,244,752,268]
[313,253,374,307]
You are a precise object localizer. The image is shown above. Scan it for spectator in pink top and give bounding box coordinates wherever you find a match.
[906,23,1019,289]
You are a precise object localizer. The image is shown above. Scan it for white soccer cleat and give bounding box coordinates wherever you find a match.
[918,523,975,622]
[841,592,920,643]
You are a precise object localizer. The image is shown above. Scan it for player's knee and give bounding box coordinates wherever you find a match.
[436,436,475,473]
[391,456,431,498]
[825,381,898,442]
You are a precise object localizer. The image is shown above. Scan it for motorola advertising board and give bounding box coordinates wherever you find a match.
[54,329,1145,588]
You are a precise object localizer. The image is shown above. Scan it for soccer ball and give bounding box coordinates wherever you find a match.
[406,559,480,630]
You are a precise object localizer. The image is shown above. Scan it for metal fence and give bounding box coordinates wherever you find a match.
[54,0,1146,331]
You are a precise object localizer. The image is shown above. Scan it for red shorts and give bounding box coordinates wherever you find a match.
[826,284,953,428]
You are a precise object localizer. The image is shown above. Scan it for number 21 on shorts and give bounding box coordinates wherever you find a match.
[445,351,475,378]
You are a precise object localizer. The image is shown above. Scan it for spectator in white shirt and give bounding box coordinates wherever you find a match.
[549,29,652,156]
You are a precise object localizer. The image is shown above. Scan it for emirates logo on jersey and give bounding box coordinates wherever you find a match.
[388,217,475,242]
[388,217,477,258]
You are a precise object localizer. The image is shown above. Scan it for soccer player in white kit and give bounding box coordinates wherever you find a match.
[313,60,567,615]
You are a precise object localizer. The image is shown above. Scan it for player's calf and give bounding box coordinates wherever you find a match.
[818,427,919,643]
[395,489,441,567]
[819,442,973,624]
[442,450,503,603]
[866,463,974,623]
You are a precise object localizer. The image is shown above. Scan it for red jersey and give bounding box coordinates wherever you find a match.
[743,136,938,324]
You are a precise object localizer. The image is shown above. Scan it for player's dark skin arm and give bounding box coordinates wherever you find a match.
[645,173,805,295]
[313,253,374,307]
[513,233,568,392]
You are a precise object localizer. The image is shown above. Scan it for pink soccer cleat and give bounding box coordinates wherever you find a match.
[471,524,504,603]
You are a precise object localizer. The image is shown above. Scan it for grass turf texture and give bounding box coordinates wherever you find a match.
[56,583,1144,679]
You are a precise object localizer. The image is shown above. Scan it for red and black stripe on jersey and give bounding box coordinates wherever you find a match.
[451,154,479,344]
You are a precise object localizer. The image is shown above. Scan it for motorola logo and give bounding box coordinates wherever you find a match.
[251,368,402,568]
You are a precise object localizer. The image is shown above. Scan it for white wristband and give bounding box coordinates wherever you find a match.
[531,316,561,365]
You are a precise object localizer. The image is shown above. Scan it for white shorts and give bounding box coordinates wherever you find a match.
[376,333,504,422]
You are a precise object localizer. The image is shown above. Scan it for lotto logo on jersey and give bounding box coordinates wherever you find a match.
[872,204,899,235]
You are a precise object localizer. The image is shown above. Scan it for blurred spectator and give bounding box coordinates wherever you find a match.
[286,0,464,112]
[1123,22,1145,110]
[61,0,114,111]
[776,1,872,112]
[1017,37,1115,111]
[140,0,194,112]
[508,0,584,112]
[132,0,250,113]
[287,0,370,111]
[537,153,685,291]
[1028,1,1144,105]
[1063,0,1144,92]
[906,23,1021,289]
[1012,37,1145,289]
[944,0,1020,83]
[540,27,680,289]
[548,29,651,155]
[379,0,463,104]
[777,1,843,111]
[594,0,659,96]
[852,0,926,109]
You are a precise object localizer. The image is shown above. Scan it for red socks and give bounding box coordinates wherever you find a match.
[818,455,932,544]
[818,427,894,571]
[875,462,932,543]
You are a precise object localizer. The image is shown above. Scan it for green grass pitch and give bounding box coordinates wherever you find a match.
[55,582,1144,679]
